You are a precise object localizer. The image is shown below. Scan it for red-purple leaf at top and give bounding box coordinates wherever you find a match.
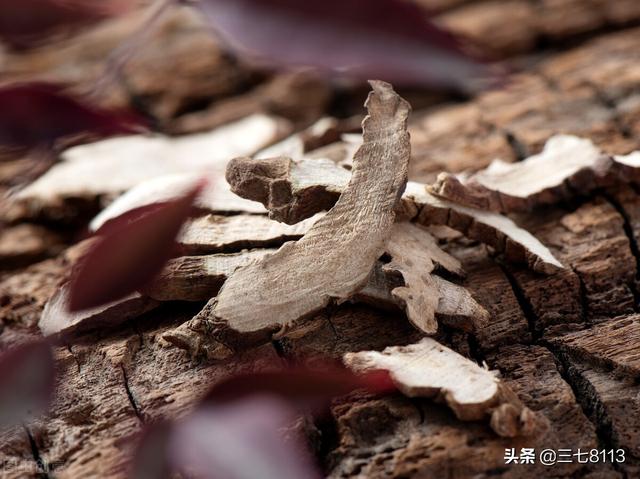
[0,83,146,151]
[67,181,205,312]
[0,341,55,429]
[169,396,321,479]
[203,365,395,410]
[0,0,133,48]
[196,0,494,91]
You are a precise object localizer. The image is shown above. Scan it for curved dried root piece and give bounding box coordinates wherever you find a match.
[430,135,640,213]
[344,338,546,438]
[379,222,487,334]
[227,153,562,273]
[39,284,158,339]
[181,81,410,352]
[144,249,276,301]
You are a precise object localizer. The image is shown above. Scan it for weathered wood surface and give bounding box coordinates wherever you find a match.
[4,9,640,479]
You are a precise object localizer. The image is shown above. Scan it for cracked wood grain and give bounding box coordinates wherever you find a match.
[344,338,545,438]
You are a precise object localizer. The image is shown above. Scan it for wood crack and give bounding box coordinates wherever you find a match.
[503,129,529,162]
[589,82,633,139]
[498,263,542,342]
[120,365,144,424]
[602,193,640,311]
[499,255,631,470]
[542,342,628,475]
[24,425,51,478]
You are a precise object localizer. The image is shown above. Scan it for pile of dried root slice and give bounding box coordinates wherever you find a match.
[40,81,638,437]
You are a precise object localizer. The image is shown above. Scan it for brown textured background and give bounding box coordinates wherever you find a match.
[3,1,640,477]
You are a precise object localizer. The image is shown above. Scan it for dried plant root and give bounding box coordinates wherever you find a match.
[344,338,546,437]
[377,222,487,334]
[178,213,322,255]
[167,81,411,353]
[430,135,640,213]
[39,284,158,338]
[8,114,287,222]
[144,249,276,301]
[226,155,563,273]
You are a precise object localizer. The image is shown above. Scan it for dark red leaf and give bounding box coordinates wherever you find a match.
[203,365,395,409]
[196,0,495,91]
[169,396,321,479]
[0,341,55,429]
[0,83,146,151]
[68,181,205,312]
[0,0,133,48]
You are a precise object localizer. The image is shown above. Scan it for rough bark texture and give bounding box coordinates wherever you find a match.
[4,4,640,478]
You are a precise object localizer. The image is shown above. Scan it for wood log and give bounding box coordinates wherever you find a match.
[5,13,640,479]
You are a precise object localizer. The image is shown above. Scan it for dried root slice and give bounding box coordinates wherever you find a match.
[226,153,563,273]
[144,249,276,301]
[255,116,360,161]
[431,276,489,332]
[226,156,350,224]
[90,174,266,232]
[430,135,640,213]
[39,284,158,338]
[8,114,288,221]
[178,214,322,255]
[179,81,410,352]
[405,183,563,274]
[356,261,488,333]
[344,338,545,437]
[379,222,487,334]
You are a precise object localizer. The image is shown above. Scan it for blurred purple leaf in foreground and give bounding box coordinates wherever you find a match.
[131,365,393,478]
[0,0,133,48]
[0,341,55,430]
[68,181,205,312]
[170,396,321,479]
[203,366,395,411]
[0,83,146,151]
[195,0,494,91]
[130,422,173,479]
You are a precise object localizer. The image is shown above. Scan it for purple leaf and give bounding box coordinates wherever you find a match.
[203,366,396,410]
[0,83,146,151]
[129,422,173,479]
[0,0,133,48]
[169,396,321,479]
[68,181,205,312]
[0,341,55,429]
[195,0,494,91]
